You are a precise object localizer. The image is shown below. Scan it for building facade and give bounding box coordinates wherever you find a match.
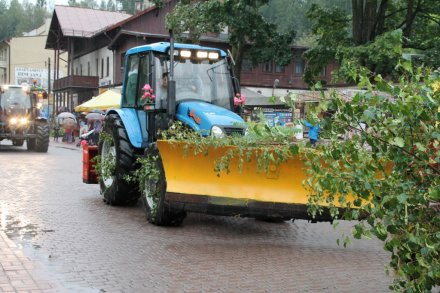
[0,41,9,85]
[47,2,345,115]
[0,20,65,89]
[46,6,131,113]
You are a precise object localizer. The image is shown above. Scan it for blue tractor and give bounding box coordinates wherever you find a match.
[98,42,245,225]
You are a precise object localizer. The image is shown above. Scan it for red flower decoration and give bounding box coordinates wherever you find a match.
[234,93,246,106]
[141,84,156,104]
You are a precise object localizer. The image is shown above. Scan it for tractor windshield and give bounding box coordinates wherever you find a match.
[154,55,234,110]
[0,86,31,115]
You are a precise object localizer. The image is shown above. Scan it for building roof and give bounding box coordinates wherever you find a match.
[53,6,131,37]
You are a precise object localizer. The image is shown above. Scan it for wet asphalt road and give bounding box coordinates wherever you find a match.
[0,141,393,292]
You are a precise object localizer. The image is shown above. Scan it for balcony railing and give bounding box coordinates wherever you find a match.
[53,75,99,91]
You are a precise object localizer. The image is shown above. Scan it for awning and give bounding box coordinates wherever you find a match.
[75,89,121,112]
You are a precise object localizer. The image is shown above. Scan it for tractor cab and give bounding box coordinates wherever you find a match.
[121,43,235,112]
[0,85,34,128]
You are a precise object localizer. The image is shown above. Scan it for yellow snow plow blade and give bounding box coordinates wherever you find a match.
[156,140,340,207]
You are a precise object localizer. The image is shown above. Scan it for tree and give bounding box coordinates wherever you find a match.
[0,0,48,41]
[105,0,116,11]
[117,0,135,14]
[165,0,294,82]
[5,0,25,37]
[304,0,440,84]
[260,0,351,43]
[36,0,46,9]
[0,0,9,41]
[300,61,440,291]
[19,1,47,34]
[68,0,79,6]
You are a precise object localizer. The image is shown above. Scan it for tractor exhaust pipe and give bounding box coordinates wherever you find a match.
[167,30,176,117]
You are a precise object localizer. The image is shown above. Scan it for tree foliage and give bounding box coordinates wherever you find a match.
[0,0,48,42]
[165,0,294,82]
[144,58,439,291]
[305,0,440,84]
[260,0,351,44]
[304,63,440,291]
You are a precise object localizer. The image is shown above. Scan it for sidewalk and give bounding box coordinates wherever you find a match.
[49,139,82,151]
[0,140,79,292]
[0,232,57,292]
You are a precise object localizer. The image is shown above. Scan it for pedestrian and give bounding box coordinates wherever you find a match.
[304,119,320,147]
[53,124,60,142]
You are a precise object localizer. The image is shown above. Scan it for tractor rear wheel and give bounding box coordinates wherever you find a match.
[99,114,140,206]
[35,123,49,152]
[142,145,186,226]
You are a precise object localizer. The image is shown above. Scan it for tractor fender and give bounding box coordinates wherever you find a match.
[35,117,47,123]
[106,108,145,148]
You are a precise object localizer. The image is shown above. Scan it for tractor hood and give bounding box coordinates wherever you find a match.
[176,101,244,134]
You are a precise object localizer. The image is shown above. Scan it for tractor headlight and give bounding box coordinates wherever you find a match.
[19,117,28,125]
[180,50,192,58]
[196,51,208,59]
[208,52,219,60]
[9,117,18,125]
[211,126,224,138]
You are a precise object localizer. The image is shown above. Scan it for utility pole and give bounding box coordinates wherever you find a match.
[47,57,51,122]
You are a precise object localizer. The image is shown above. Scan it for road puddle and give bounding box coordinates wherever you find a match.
[0,203,45,242]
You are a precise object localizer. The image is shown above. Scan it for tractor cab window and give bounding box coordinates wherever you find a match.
[153,53,234,111]
[122,55,139,107]
[122,54,151,108]
[135,56,151,108]
[0,87,31,110]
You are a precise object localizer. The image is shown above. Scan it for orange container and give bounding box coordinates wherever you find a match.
[82,144,99,184]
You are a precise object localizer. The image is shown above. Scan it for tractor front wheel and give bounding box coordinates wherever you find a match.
[142,145,186,226]
[99,114,140,206]
[35,123,49,152]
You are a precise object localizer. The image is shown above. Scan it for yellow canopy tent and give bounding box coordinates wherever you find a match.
[75,89,121,112]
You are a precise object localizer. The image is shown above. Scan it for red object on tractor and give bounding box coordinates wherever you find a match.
[82,144,99,184]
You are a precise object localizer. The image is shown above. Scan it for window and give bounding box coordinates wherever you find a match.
[121,53,125,72]
[75,67,78,75]
[96,59,99,76]
[101,58,104,78]
[80,64,83,75]
[241,59,253,72]
[262,61,273,73]
[275,64,285,73]
[295,58,304,75]
[106,57,110,77]
[87,62,90,76]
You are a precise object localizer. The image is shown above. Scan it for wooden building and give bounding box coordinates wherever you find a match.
[45,1,343,114]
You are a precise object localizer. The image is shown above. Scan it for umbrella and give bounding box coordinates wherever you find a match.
[60,117,76,129]
[57,112,76,121]
[74,89,121,112]
[89,109,105,114]
[85,112,105,121]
